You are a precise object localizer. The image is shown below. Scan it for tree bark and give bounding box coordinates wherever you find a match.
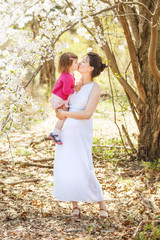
[125,5,140,47]
[118,4,146,104]
[148,1,160,83]
[137,1,160,161]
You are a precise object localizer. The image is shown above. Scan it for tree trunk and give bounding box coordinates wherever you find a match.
[138,23,160,161]
[40,58,56,96]
[157,28,160,70]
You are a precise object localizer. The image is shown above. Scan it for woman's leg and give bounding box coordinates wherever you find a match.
[99,200,108,217]
[71,201,80,218]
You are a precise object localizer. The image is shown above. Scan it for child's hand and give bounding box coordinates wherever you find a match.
[74,82,82,92]
[58,104,69,111]
[56,109,67,120]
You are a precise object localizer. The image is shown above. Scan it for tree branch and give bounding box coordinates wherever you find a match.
[96,1,153,18]
[64,0,74,13]
[125,92,139,130]
[118,4,146,104]
[15,161,53,168]
[107,67,133,157]
[125,5,140,47]
[100,0,111,3]
[148,1,160,84]
[6,179,40,186]
[122,124,137,153]
[51,20,80,47]
[23,64,43,89]
[92,15,141,109]
[6,133,14,168]
[82,22,99,44]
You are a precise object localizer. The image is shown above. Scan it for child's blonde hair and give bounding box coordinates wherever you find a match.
[58,52,78,73]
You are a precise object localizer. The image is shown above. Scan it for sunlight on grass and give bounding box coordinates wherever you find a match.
[136,224,160,240]
[118,176,133,185]
[13,147,33,156]
[142,159,160,172]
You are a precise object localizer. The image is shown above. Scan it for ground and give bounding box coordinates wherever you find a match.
[0,111,160,240]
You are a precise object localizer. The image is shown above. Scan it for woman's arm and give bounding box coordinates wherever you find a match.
[56,83,101,120]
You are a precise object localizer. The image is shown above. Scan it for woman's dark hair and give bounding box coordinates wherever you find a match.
[87,52,107,78]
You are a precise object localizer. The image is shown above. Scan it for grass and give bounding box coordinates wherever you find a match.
[13,147,33,156]
[92,135,127,163]
[136,224,160,240]
[118,176,133,185]
[142,159,160,172]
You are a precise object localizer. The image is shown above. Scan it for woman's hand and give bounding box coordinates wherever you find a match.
[56,109,67,120]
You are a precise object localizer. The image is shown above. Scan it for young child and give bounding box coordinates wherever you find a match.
[49,52,79,145]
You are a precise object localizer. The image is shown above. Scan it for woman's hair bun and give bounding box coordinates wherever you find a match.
[101,63,108,72]
[87,52,108,78]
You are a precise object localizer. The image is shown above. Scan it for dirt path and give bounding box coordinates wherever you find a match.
[0,121,160,240]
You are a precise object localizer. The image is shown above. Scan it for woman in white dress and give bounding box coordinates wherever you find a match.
[54,52,108,218]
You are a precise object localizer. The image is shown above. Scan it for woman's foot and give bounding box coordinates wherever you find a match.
[71,207,81,219]
[99,208,108,218]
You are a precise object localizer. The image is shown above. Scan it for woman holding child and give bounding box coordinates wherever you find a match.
[52,52,108,218]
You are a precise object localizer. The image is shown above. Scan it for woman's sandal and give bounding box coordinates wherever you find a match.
[99,208,109,219]
[71,207,81,219]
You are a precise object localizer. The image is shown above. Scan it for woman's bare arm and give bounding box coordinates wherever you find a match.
[56,83,101,120]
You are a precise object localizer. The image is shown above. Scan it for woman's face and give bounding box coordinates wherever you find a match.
[78,56,92,74]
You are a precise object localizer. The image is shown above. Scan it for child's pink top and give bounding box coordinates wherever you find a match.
[52,72,75,100]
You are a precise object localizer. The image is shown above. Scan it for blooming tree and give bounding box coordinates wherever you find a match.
[0,0,160,161]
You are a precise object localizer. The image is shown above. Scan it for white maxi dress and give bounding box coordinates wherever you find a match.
[53,82,104,202]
